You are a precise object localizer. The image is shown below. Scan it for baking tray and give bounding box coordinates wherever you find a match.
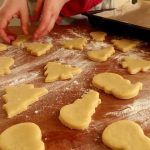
[83,9,150,41]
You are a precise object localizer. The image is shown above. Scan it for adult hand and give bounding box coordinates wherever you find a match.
[0,0,29,43]
[32,0,69,39]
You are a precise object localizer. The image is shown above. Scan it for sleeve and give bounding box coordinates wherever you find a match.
[61,0,103,17]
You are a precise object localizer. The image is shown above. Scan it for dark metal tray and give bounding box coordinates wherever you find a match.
[83,11,150,41]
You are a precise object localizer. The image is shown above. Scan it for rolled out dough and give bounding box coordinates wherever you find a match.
[25,42,53,56]
[0,57,14,76]
[112,39,140,52]
[44,62,82,83]
[62,37,87,50]
[92,72,142,99]
[0,122,45,150]
[59,90,101,130]
[87,46,115,62]
[12,35,31,47]
[0,43,8,52]
[122,56,150,74]
[90,31,107,42]
[102,120,150,150]
[2,84,48,118]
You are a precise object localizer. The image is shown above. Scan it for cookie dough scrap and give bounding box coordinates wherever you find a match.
[62,37,87,50]
[44,62,82,83]
[112,39,140,52]
[0,123,45,150]
[87,46,115,62]
[102,120,150,150]
[0,57,14,76]
[92,72,142,99]
[25,42,53,56]
[2,84,48,118]
[59,90,101,130]
[0,43,8,52]
[90,31,107,42]
[122,56,150,74]
[12,35,31,47]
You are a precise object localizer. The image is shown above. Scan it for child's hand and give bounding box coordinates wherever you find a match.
[0,0,29,43]
[32,0,69,39]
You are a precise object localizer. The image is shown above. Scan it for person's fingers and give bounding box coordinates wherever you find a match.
[0,14,10,43]
[20,5,29,35]
[31,0,44,22]
[7,30,16,41]
[33,13,53,39]
[0,29,10,43]
[33,0,55,39]
[38,15,56,38]
[8,35,16,41]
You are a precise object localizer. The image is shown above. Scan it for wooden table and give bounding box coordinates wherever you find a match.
[0,20,150,150]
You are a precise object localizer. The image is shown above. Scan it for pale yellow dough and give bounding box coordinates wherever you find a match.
[59,90,101,130]
[12,35,30,47]
[0,122,45,150]
[92,72,142,99]
[25,42,53,56]
[62,37,87,50]
[122,56,150,74]
[0,57,14,76]
[87,46,115,62]
[44,62,82,83]
[112,39,140,52]
[0,43,8,51]
[90,31,107,42]
[102,120,150,150]
[2,84,48,118]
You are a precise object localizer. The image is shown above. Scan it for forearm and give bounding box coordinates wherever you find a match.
[61,0,103,17]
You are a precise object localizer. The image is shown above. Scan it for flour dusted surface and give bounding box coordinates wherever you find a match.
[0,24,150,150]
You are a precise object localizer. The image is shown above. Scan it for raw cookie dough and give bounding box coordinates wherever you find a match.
[87,46,115,62]
[12,35,31,47]
[92,72,142,99]
[102,120,150,150]
[25,42,53,56]
[2,84,48,118]
[90,31,107,42]
[122,56,150,74]
[59,90,101,130]
[111,39,140,52]
[44,62,82,82]
[0,122,45,150]
[62,37,87,50]
[0,43,8,52]
[0,57,14,76]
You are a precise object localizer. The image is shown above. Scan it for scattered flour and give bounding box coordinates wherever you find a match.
[105,97,150,128]
[86,41,110,50]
